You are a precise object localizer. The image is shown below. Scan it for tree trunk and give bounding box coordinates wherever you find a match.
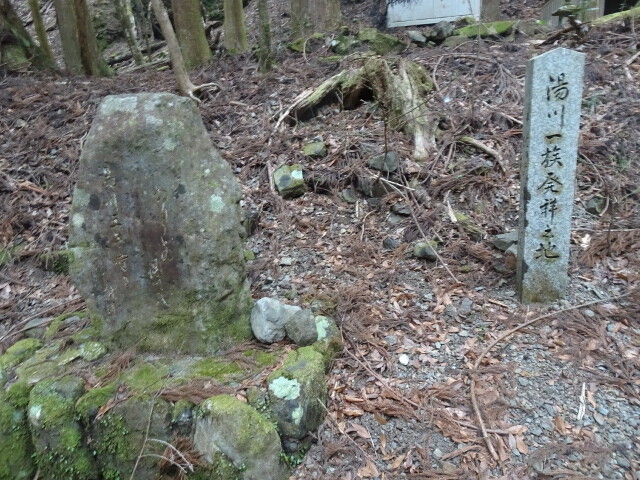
[115,0,144,65]
[52,0,111,75]
[223,0,248,53]
[171,0,211,69]
[150,0,219,102]
[257,0,272,71]
[27,0,55,68]
[290,0,342,40]
[0,0,52,70]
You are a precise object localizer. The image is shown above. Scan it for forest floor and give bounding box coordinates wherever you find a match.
[1,1,639,479]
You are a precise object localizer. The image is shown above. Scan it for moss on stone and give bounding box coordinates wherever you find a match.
[311,316,342,371]
[121,362,169,396]
[454,21,515,38]
[0,383,36,480]
[192,358,243,378]
[44,312,79,340]
[357,27,405,55]
[93,413,132,462]
[288,33,324,52]
[197,395,285,476]
[191,452,243,480]
[592,5,640,24]
[76,384,118,423]
[0,338,43,372]
[39,249,71,274]
[29,376,97,479]
[255,350,277,367]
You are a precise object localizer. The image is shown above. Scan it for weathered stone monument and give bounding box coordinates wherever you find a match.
[69,93,253,353]
[1,94,343,480]
[517,48,585,303]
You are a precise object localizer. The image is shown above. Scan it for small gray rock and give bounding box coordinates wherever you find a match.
[368,151,399,172]
[459,298,473,317]
[493,231,519,251]
[357,176,391,198]
[274,164,305,199]
[413,240,438,260]
[391,202,411,216]
[285,309,318,346]
[585,196,607,216]
[303,141,327,159]
[425,21,455,41]
[407,30,427,44]
[340,187,357,204]
[383,237,400,250]
[251,298,303,343]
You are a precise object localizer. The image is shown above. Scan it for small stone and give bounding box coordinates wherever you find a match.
[432,447,443,459]
[517,377,529,387]
[251,298,303,343]
[383,237,400,250]
[274,164,306,199]
[616,456,631,468]
[597,406,609,416]
[424,21,455,41]
[529,426,543,436]
[593,412,606,425]
[340,188,357,204]
[398,354,410,366]
[413,240,438,260]
[356,176,390,198]
[391,202,411,216]
[384,335,398,346]
[406,30,427,44]
[585,196,607,215]
[279,257,293,266]
[368,151,399,172]
[303,141,327,159]
[459,298,473,317]
[493,231,519,251]
[284,309,317,346]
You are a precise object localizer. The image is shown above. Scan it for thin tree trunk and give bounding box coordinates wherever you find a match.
[223,0,248,53]
[27,0,55,68]
[257,0,272,71]
[171,0,211,69]
[150,0,219,101]
[290,0,342,39]
[115,0,144,65]
[73,0,111,75]
[53,0,111,75]
[53,0,82,73]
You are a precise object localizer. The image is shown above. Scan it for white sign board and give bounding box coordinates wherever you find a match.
[387,0,481,27]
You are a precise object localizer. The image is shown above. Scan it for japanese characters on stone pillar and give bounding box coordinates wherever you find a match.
[517,48,585,304]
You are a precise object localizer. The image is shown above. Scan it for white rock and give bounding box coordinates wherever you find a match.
[251,297,302,343]
[398,354,410,366]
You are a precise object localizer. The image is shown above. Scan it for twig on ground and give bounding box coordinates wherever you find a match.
[469,290,634,463]
[458,136,505,172]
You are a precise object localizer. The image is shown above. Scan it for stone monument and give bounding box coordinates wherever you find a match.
[517,48,585,303]
[69,93,253,353]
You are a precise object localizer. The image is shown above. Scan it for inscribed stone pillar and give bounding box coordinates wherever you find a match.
[69,93,253,353]
[517,48,585,303]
